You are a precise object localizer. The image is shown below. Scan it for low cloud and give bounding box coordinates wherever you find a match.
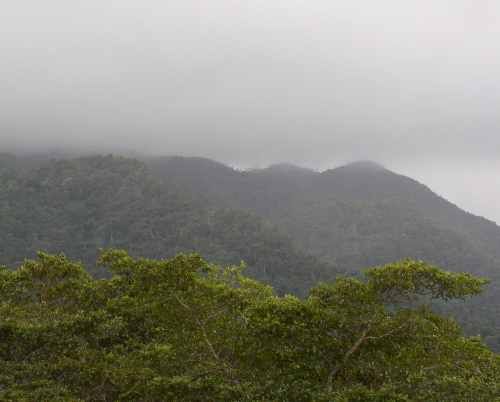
[1,1,499,221]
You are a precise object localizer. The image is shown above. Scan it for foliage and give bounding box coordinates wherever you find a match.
[0,155,335,296]
[0,252,498,401]
[147,156,500,350]
[1,153,499,349]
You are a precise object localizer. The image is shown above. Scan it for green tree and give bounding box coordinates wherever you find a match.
[0,252,498,401]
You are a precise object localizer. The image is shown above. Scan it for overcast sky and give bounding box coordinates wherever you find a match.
[1,1,500,221]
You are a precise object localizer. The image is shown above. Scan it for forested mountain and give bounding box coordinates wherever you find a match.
[148,156,500,349]
[0,154,335,296]
[146,157,500,277]
[1,153,499,350]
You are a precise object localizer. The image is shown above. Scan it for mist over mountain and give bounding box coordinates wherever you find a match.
[3,1,500,224]
[2,1,500,398]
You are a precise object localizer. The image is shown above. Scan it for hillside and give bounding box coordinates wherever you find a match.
[0,154,336,296]
[2,153,499,349]
[147,156,500,349]
[147,157,499,276]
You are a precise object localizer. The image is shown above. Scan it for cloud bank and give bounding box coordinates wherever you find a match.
[1,1,499,220]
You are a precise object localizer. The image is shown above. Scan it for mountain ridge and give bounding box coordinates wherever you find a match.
[146,155,500,349]
[0,154,337,296]
[1,152,499,349]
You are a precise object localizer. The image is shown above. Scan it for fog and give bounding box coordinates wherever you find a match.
[1,1,500,221]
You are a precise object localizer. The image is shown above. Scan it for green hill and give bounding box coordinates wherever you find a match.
[2,152,499,349]
[147,156,500,349]
[0,154,336,296]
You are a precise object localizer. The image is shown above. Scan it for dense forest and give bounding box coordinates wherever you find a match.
[0,154,336,296]
[0,153,499,355]
[147,156,500,349]
[1,251,498,401]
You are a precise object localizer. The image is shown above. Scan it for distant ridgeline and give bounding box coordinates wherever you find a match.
[0,153,499,350]
[0,154,335,296]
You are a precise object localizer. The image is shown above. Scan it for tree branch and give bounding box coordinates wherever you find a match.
[327,324,371,392]
[174,294,220,361]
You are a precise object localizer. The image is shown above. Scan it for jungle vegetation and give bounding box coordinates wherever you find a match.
[0,251,498,401]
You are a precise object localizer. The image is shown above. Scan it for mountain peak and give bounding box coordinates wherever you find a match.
[341,160,386,171]
[265,163,315,174]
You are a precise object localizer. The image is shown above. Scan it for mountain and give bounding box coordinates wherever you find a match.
[0,154,336,296]
[2,153,499,349]
[147,156,500,349]
[147,157,498,276]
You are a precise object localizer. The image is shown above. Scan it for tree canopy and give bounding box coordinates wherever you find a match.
[1,251,498,401]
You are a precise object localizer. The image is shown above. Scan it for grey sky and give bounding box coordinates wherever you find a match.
[1,1,500,221]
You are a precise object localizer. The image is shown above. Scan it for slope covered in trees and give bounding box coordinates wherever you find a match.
[147,157,500,277]
[148,156,500,349]
[1,153,499,349]
[0,154,335,295]
[0,251,498,401]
